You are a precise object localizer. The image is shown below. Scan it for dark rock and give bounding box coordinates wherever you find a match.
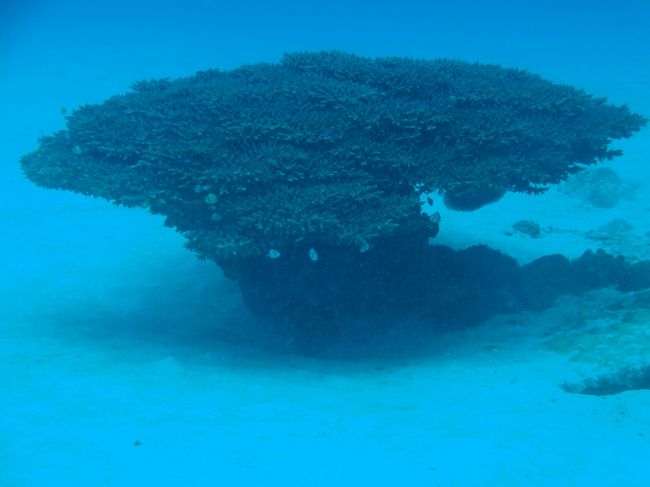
[571,249,630,291]
[512,220,542,238]
[563,365,650,395]
[520,254,574,309]
[562,167,634,209]
[586,218,635,243]
[618,260,650,292]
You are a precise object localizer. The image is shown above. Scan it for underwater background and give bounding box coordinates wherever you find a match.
[2,0,650,485]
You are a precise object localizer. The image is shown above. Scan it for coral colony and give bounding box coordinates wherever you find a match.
[21,51,648,346]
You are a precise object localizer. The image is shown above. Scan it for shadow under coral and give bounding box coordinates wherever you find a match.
[42,239,650,369]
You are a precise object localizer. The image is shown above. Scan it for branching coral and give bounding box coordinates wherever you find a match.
[21,51,646,265]
[20,52,648,344]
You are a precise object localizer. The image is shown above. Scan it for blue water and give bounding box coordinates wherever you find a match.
[2,1,650,486]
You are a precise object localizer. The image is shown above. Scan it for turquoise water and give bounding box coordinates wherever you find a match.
[2,1,650,485]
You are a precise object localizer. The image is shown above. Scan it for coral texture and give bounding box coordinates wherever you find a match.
[20,52,648,344]
[21,51,646,265]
